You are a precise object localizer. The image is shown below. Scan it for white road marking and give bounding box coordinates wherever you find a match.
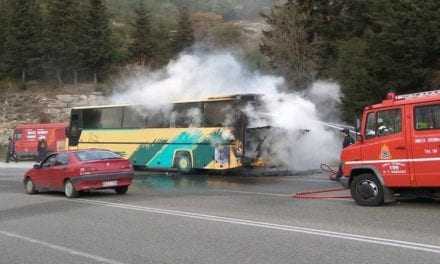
[75,199,440,255]
[0,230,127,264]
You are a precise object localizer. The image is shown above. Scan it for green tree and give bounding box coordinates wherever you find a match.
[45,0,84,85]
[173,6,194,55]
[366,0,440,94]
[261,0,316,90]
[130,1,154,66]
[4,0,43,83]
[333,38,380,122]
[83,0,113,82]
[0,0,10,77]
[334,0,440,121]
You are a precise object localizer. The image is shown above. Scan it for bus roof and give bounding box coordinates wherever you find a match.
[72,94,262,110]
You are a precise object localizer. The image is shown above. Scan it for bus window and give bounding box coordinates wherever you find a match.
[172,103,203,128]
[82,109,101,129]
[122,107,144,128]
[145,109,171,128]
[82,107,123,129]
[203,101,236,127]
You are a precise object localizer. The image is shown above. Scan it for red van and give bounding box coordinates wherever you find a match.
[10,123,67,161]
[341,90,440,206]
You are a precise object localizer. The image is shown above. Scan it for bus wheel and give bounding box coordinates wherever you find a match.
[174,152,192,173]
[350,173,384,206]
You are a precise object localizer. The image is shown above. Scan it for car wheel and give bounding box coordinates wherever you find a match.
[350,173,384,206]
[24,178,37,194]
[175,153,192,173]
[64,180,79,198]
[114,186,129,195]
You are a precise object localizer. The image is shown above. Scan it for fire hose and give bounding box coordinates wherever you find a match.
[291,163,351,200]
[320,163,338,181]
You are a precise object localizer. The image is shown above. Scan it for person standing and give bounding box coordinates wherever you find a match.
[6,136,17,163]
[37,138,48,162]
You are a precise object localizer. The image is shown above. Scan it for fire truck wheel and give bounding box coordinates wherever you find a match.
[350,173,384,206]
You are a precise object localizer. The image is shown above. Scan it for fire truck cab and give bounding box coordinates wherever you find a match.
[341,90,440,206]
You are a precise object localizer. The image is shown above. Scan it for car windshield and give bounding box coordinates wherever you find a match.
[75,150,121,161]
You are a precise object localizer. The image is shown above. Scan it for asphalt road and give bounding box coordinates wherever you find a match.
[1,164,440,264]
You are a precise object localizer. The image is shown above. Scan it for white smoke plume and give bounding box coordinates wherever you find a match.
[113,52,342,170]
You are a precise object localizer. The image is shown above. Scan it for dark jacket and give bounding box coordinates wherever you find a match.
[37,140,48,162]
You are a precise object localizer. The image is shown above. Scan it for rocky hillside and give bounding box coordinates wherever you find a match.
[0,82,109,145]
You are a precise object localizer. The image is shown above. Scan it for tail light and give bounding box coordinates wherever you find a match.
[120,162,133,170]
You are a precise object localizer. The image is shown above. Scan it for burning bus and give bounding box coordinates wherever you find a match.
[66,94,283,172]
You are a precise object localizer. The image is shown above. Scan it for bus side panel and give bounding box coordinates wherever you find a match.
[131,141,167,167]
[193,144,215,168]
[77,128,243,170]
[146,131,201,168]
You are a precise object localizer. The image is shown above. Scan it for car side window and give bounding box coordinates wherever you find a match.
[365,112,376,139]
[377,109,402,136]
[55,153,69,166]
[41,154,57,168]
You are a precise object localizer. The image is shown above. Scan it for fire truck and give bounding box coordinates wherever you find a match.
[341,90,440,206]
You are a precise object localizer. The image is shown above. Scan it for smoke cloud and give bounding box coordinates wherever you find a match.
[113,52,342,170]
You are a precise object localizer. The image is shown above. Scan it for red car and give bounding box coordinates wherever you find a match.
[23,149,134,198]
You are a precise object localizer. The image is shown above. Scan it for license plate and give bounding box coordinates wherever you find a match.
[102,181,118,187]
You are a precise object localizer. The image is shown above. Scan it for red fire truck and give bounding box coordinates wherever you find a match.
[7,123,67,162]
[341,90,440,206]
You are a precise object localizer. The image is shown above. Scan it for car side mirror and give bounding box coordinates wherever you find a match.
[33,164,41,169]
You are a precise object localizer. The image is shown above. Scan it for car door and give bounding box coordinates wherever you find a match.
[33,154,57,189]
[361,107,411,187]
[49,153,70,190]
[410,103,440,187]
